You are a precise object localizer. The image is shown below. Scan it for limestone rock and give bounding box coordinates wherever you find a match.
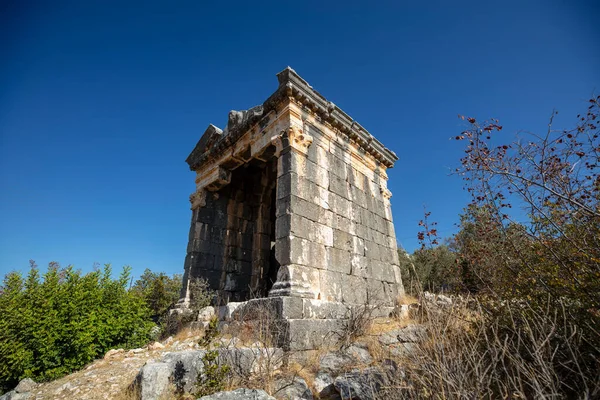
[344,344,372,365]
[134,362,171,400]
[378,324,426,346]
[198,388,276,400]
[14,379,36,394]
[148,341,165,350]
[219,346,284,378]
[132,350,206,399]
[313,372,340,400]
[161,350,206,393]
[333,368,386,400]
[104,348,124,359]
[0,390,31,400]
[423,292,453,307]
[319,352,356,373]
[198,306,216,321]
[395,325,426,343]
[319,345,372,374]
[217,302,245,321]
[273,376,313,400]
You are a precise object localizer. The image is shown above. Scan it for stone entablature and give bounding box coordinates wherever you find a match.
[179,67,403,321]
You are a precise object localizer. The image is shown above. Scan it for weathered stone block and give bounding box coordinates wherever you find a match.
[364,241,382,261]
[366,278,390,305]
[391,265,402,284]
[329,173,349,200]
[281,319,345,351]
[275,236,327,269]
[350,254,369,278]
[302,299,347,319]
[342,275,367,305]
[327,247,352,275]
[230,297,304,321]
[306,157,330,190]
[330,193,352,220]
[318,270,344,302]
[333,229,353,252]
[351,236,365,256]
[332,214,354,235]
[270,264,320,299]
[281,195,333,226]
[288,214,333,247]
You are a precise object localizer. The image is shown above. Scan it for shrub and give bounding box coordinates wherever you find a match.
[195,317,230,397]
[158,277,213,338]
[131,269,182,321]
[389,297,600,399]
[399,245,460,295]
[0,261,153,393]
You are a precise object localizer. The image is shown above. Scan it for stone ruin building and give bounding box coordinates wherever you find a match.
[179,67,404,351]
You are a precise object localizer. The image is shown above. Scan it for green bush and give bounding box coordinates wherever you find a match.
[195,317,230,397]
[131,269,182,321]
[157,277,213,339]
[0,262,154,393]
[398,245,460,295]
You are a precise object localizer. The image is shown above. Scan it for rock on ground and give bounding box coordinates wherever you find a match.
[198,388,276,400]
[273,377,313,400]
[134,362,172,400]
[0,378,37,400]
[333,368,387,400]
[313,372,340,400]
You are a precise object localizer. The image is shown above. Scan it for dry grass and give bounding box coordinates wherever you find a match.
[397,294,419,305]
[171,326,202,343]
[368,316,415,336]
[378,297,600,399]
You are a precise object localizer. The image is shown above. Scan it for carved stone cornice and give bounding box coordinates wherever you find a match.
[286,126,313,155]
[189,189,207,209]
[276,67,398,168]
[186,67,398,171]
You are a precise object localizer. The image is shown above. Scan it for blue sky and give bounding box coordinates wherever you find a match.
[1,0,598,279]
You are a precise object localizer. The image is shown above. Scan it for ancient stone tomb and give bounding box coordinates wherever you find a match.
[179,68,403,349]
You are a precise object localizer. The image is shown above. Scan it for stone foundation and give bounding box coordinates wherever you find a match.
[201,296,397,352]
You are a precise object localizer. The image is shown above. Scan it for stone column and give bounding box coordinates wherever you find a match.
[268,126,322,299]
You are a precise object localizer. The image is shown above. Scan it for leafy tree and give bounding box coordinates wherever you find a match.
[0,262,153,393]
[398,245,459,295]
[131,269,182,321]
[450,96,600,396]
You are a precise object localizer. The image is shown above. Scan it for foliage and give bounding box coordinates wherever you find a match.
[159,277,213,338]
[390,297,600,399]
[0,261,153,393]
[401,245,459,295]
[187,277,214,313]
[198,315,220,348]
[445,95,600,396]
[453,96,600,308]
[195,317,230,397]
[131,269,182,321]
[394,96,600,398]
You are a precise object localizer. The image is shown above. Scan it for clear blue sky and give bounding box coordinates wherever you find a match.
[1,0,598,279]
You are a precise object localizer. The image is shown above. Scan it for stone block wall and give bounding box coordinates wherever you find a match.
[180,67,403,311]
[268,108,403,307]
[181,159,279,305]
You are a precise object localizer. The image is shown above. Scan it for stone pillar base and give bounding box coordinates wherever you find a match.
[208,296,397,352]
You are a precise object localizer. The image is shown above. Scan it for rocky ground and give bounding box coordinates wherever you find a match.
[2,295,451,400]
[1,332,205,400]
